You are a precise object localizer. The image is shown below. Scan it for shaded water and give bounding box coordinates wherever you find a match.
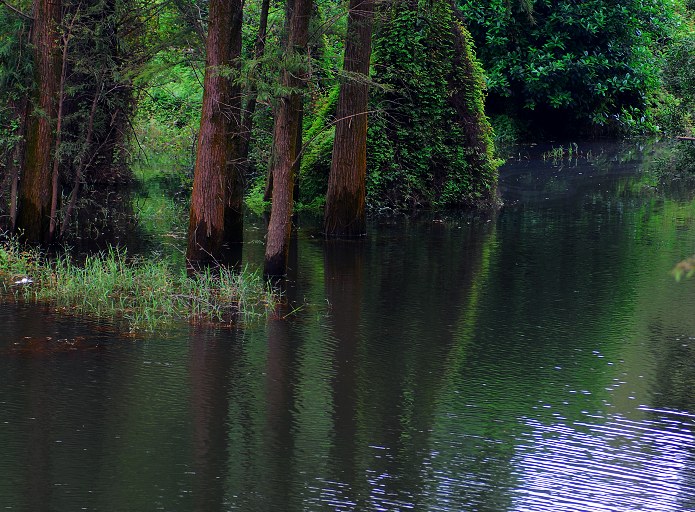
[3,141,695,511]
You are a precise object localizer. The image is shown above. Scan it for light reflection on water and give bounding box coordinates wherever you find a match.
[511,414,695,511]
[2,141,695,511]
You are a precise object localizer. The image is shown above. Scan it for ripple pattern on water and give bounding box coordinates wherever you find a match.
[510,414,695,511]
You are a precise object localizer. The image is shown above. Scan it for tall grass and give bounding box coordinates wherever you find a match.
[0,240,276,331]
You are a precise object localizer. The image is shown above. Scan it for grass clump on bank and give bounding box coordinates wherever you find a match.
[0,240,276,331]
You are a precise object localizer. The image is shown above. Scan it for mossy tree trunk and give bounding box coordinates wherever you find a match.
[15,0,61,243]
[324,0,374,237]
[264,0,312,276]
[186,0,244,265]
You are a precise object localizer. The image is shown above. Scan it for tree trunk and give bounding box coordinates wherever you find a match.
[264,0,313,276]
[186,0,244,265]
[223,5,245,248]
[15,0,61,243]
[324,0,374,237]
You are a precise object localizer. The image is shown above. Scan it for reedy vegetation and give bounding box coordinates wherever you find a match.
[0,239,277,330]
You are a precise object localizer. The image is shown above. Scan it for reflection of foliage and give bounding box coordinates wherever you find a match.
[647,141,695,182]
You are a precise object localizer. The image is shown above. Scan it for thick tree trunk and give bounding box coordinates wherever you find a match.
[186,0,244,265]
[324,0,374,237]
[223,5,245,247]
[15,0,61,243]
[264,0,313,276]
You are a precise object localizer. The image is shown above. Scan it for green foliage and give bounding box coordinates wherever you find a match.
[457,0,690,136]
[366,1,500,209]
[0,8,32,222]
[244,177,270,215]
[298,86,339,205]
[661,32,695,133]
[133,58,203,173]
[646,140,695,181]
[490,114,524,147]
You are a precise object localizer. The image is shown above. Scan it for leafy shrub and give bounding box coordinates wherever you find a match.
[457,0,689,136]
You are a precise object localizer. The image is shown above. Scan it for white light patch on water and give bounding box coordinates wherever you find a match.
[510,414,695,511]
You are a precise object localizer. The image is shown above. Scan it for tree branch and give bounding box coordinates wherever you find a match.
[1,1,32,20]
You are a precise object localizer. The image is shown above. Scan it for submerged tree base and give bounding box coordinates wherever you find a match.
[0,240,277,331]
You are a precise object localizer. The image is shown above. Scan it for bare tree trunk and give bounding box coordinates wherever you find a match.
[324,0,374,237]
[9,159,19,231]
[15,0,61,243]
[264,0,313,276]
[186,0,244,265]
[262,148,274,202]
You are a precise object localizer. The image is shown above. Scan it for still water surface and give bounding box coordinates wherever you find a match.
[3,142,695,511]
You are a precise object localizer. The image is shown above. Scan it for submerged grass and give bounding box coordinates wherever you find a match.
[0,240,277,331]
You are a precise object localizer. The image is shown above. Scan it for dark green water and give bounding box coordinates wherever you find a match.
[3,141,695,511]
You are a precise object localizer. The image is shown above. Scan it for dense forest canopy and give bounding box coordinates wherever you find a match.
[0,0,694,273]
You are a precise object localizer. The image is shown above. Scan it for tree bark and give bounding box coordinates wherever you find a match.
[324,0,374,237]
[15,0,61,243]
[223,4,245,248]
[264,0,313,276]
[186,0,244,265]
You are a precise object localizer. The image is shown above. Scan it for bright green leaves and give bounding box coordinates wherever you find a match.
[457,0,690,135]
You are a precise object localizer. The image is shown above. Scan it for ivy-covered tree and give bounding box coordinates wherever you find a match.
[366,0,499,209]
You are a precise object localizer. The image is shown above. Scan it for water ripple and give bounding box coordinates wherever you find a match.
[510,414,695,511]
